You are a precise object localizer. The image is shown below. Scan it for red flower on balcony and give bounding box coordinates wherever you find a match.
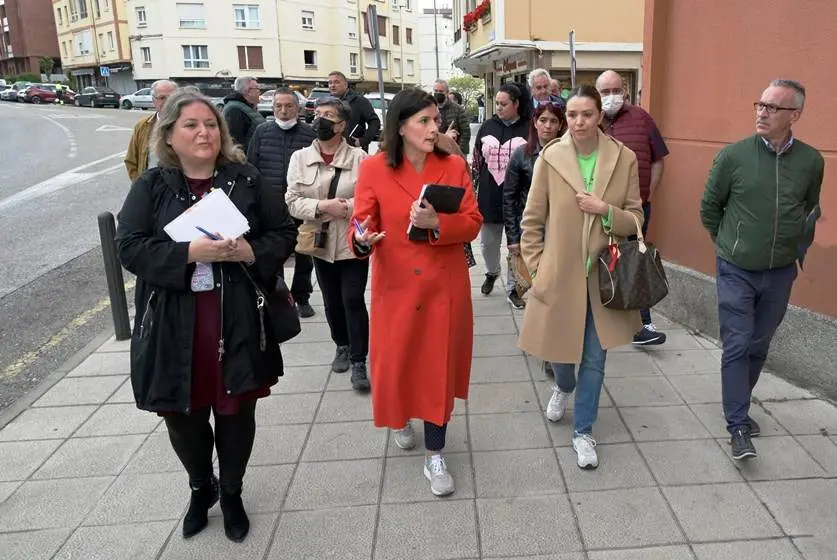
[462,0,491,31]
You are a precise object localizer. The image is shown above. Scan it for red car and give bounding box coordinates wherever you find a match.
[22,84,57,104]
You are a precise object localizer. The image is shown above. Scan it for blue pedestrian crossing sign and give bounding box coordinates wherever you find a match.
[99,66,110,77]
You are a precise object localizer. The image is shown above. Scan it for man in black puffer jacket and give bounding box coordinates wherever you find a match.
[328,71,381,152]
[248,87,318,317]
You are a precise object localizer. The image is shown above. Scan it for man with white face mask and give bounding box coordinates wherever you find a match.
[248,88,318,317]
[596,69,670,345]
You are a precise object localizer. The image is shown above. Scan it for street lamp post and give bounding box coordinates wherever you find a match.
[433,0,440,80]
[395,0,404,89]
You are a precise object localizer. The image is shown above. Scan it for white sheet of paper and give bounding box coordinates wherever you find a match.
[164,189,250,242]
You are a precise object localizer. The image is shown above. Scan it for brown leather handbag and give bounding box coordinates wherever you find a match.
[295,168,342,258]
[597,215,669,310]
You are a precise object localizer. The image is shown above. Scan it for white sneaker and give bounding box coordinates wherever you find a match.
[424,454,455,496]
[573,434,599,470]
[546,387,570,422]
[393,422,416,450]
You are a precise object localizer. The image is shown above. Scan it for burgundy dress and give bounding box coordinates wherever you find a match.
[179,177,270,416]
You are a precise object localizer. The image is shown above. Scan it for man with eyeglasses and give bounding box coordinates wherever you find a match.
[701,79,823,461]
[596,69,670,346]
[124,79,178,182]
[248,88,318,318]
[222,76,266,152]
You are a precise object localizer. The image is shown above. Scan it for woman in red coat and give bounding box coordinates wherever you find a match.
[350,88,483,497]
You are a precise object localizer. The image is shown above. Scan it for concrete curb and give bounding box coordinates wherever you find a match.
[0,328,115,431]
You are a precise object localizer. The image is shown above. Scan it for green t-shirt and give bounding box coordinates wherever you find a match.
[577,151,612,276]
[530,150,614,280]
[578,151,597,192]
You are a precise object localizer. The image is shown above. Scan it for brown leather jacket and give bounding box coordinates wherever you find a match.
[124,114,157,182]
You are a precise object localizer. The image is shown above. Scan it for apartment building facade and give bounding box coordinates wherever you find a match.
[417,6,462,89]
[0,0,61,78]
[123,0,420,94]
[54,0,133,92]
[452,0,643,108]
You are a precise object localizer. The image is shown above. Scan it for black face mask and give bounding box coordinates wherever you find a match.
[433,92,447,105]
[313,118,338,141]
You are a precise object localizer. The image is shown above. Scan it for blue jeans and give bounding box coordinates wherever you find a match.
[716,257,796,434]
[550,298,607,435]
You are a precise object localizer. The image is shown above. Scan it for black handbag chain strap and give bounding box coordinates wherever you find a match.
[320,168,343,233]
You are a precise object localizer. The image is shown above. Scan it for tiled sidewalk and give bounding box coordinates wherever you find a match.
[1,262,837,559]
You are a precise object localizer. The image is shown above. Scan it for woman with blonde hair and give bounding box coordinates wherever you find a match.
[117,89,297,542]
[519,85,644,470]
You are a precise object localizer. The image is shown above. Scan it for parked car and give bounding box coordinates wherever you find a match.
[207,96,225,110]
[364,92,395,124]
[16,85,33,102]
[364,92,395,141]
[304,88,331,122]
[120,88,153,110]
[22,84,57,104]
[0,82,28,102]
[74,86,120,108]
[257,89,307,120]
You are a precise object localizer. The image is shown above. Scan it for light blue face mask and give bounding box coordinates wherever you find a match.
[501,117,520,127]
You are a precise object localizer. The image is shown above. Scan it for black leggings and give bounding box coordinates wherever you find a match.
[164,401,256,492]
[424,422,447,452]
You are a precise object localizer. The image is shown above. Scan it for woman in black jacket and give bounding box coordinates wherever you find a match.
[116,89,297,543]
[503,100,567,309]
[471,82,532,300]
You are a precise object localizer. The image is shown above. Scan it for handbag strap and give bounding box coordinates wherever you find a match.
[631,213,648,253]
[238,263,267,351]
[326,168,342,199]
[320,168,343,233]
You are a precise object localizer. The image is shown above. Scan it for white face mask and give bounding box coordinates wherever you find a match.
[601,94,624,117]
[276,119,296,130]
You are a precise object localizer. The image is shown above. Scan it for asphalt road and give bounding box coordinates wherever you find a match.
[0,101,147,412]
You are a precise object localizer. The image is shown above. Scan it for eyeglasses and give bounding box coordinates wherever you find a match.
[754,102,798,115]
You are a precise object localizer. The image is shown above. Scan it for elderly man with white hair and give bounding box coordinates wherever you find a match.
[528,68,565,109]
[222,76,266,152]
[124,79,178,182]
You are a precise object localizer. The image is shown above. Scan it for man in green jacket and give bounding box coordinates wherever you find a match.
[700,79,823,461]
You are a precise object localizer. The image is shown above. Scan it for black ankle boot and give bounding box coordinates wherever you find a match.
[182,475,219,538]
[220,488,249,542]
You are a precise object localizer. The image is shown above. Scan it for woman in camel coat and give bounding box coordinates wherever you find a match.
[518,85,643,470]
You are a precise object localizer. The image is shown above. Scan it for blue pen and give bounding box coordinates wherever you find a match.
[352,218,365,237]
[195,226,221,240]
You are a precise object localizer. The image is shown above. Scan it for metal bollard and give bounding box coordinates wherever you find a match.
[97,212,132,340]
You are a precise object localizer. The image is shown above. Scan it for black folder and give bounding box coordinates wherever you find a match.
[407,184,466,242]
